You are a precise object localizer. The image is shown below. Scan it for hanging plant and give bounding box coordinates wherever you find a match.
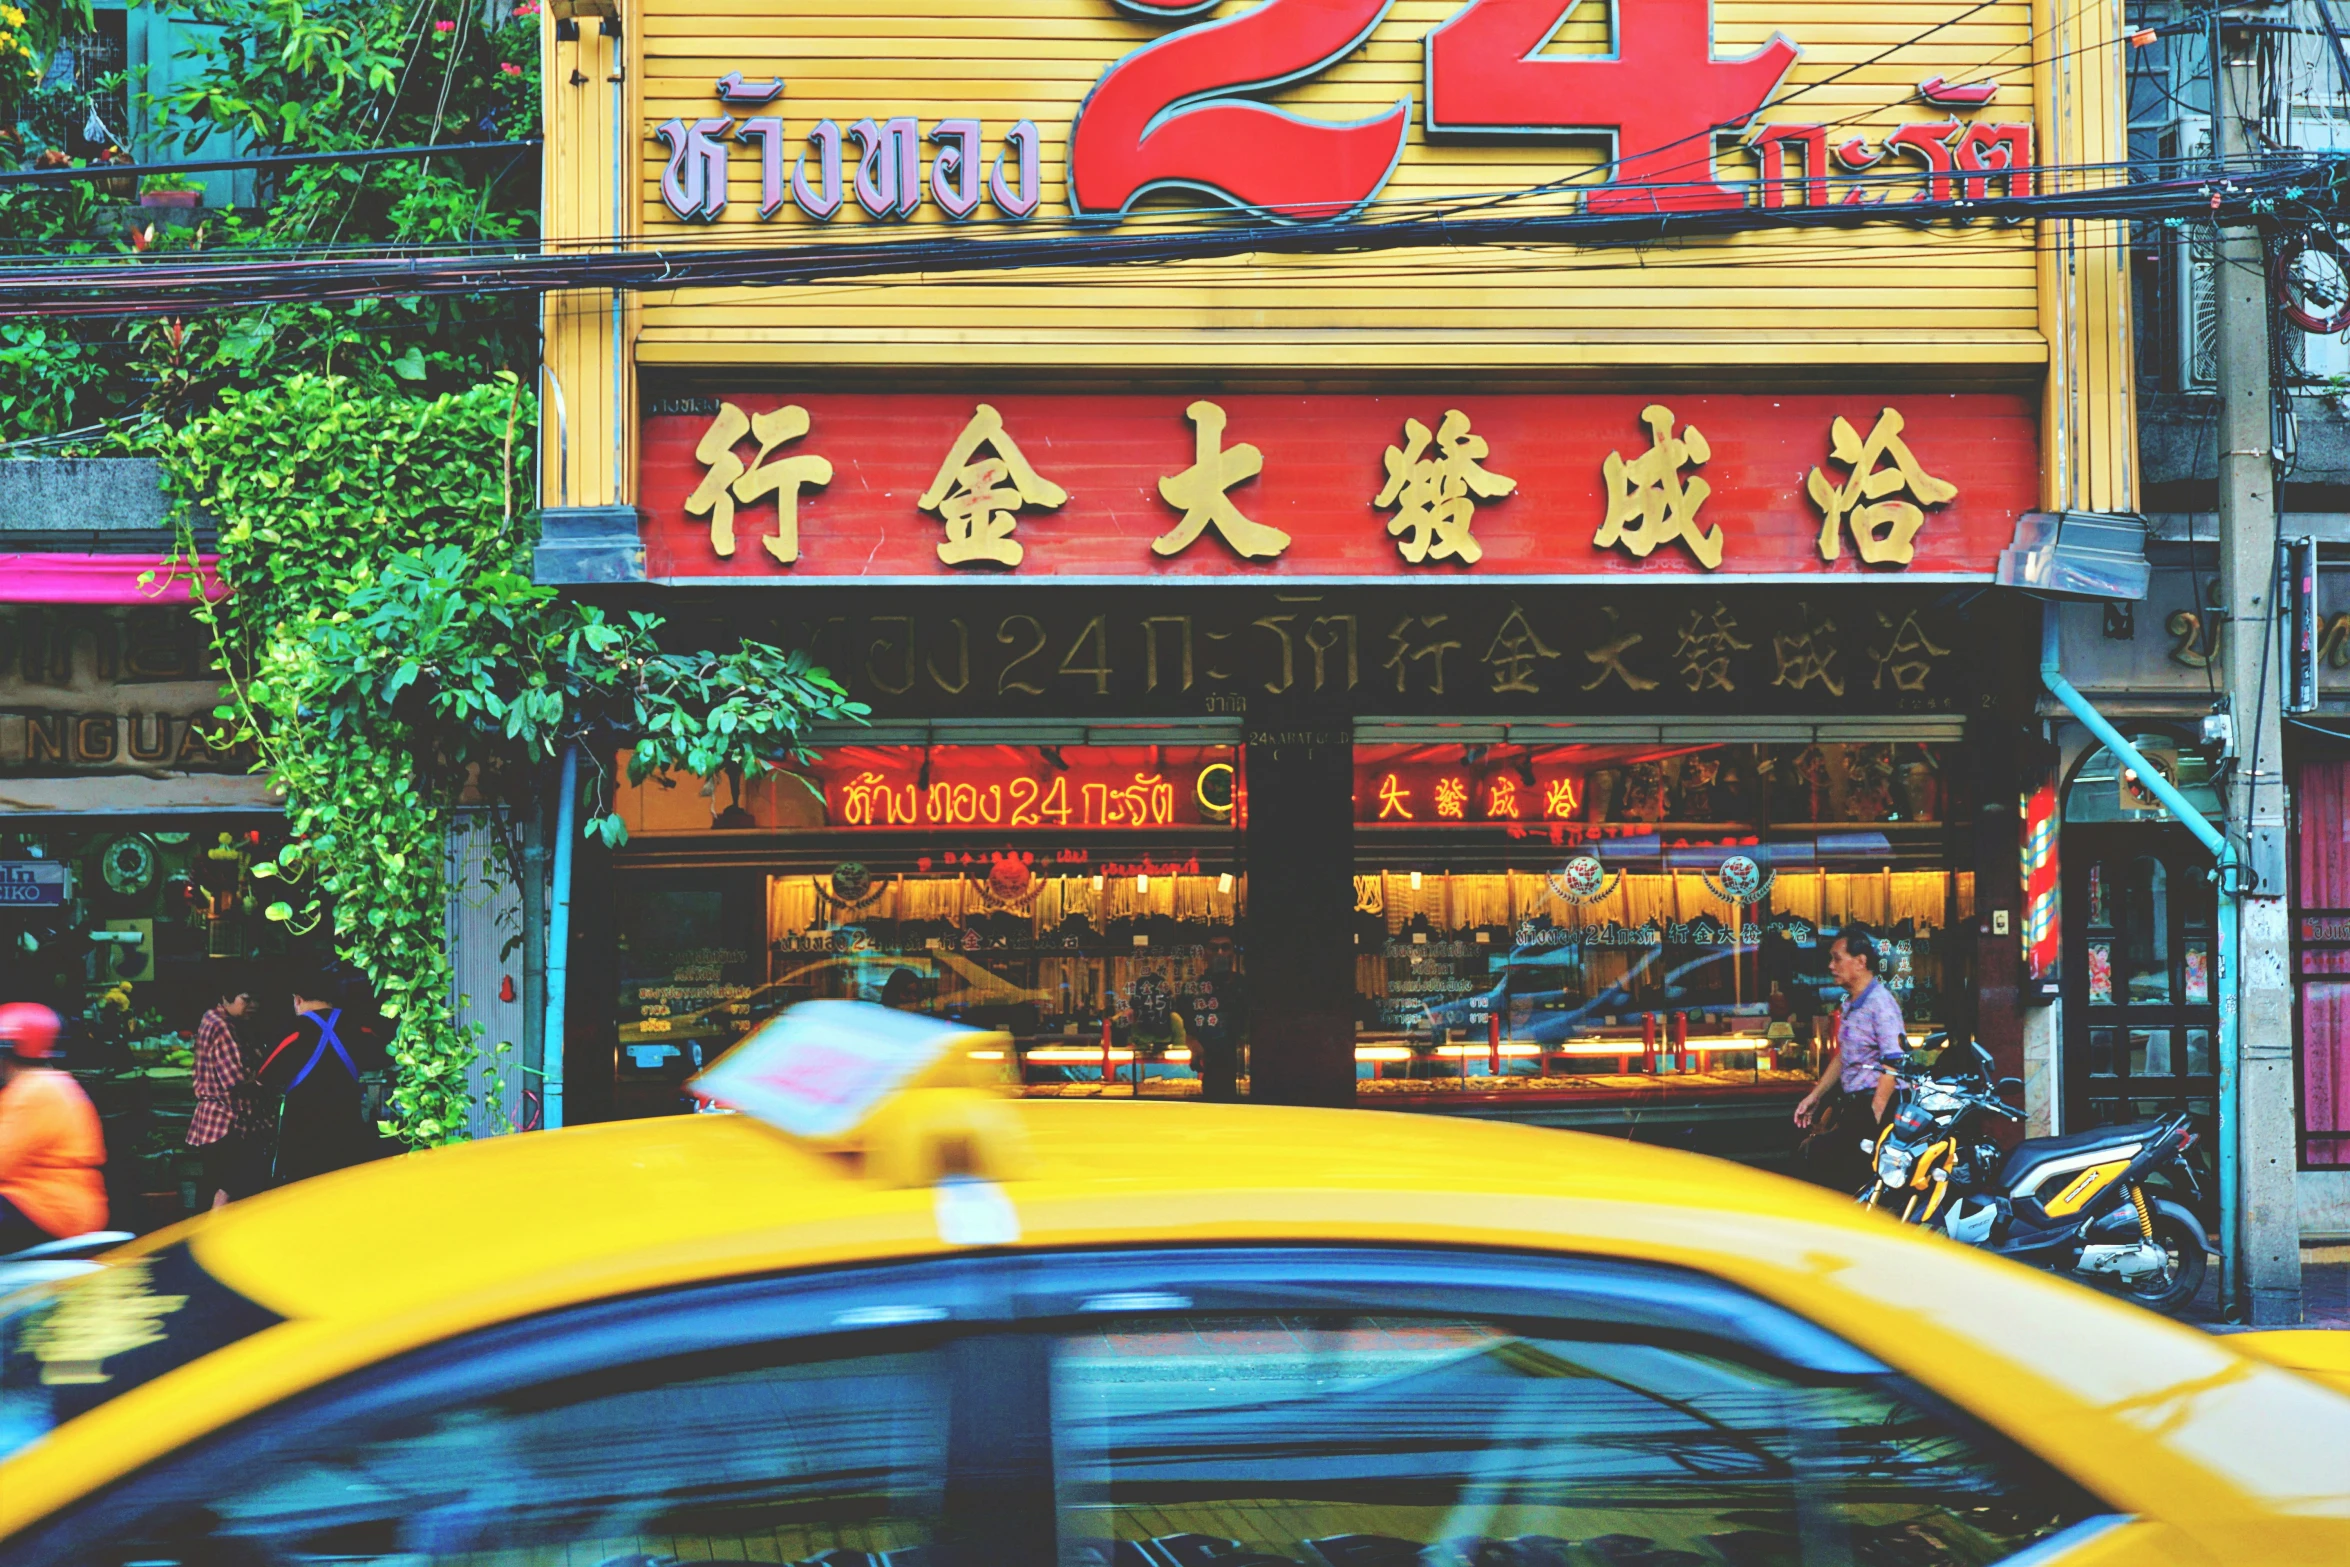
[155,372,865,1146]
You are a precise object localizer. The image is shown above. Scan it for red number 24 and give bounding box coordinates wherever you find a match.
[1068,0,1410,224]
[1068,0,1797,223]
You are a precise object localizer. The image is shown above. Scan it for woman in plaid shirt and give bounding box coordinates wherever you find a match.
[186,967,273,1207]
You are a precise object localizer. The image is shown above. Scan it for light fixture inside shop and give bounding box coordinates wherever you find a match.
[1408,870,1423,890]
[1217,872,1234,894]
[1136,873,1150,892]
[1091,874,1105,891]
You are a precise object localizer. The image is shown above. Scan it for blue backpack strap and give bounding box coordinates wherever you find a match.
[286,1009,357,1090]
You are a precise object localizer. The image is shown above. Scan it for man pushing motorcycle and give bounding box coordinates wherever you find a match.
[1792,926,1907,1188]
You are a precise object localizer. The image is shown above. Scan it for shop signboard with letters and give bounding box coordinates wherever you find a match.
[0,608,247,777]
[647,582,1984,721]
[644,2,2034,230]
[640,391,2034,584]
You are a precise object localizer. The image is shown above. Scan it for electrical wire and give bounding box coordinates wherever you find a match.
[0,153,2336,319]
[0,139,538,187]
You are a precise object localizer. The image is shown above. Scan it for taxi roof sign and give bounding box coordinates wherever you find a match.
[689,1001,1006,1146]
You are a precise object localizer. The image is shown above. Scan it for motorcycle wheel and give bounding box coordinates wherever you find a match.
[2119,1208,2209,1316]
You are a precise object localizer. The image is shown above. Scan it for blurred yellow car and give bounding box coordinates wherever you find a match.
[1,1005,2345,1567]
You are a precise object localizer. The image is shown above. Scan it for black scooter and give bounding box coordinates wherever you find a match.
[1859,1041,2209,1315]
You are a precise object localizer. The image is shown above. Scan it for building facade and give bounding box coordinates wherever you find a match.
[2123,1,2350,1243]
[532,0,2138,1144]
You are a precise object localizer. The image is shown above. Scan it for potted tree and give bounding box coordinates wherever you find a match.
[138,170,203,209]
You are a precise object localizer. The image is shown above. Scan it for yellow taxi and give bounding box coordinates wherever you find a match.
[1,1002,2346,1567]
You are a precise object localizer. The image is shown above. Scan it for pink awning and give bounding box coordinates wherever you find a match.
[0,553,224,604]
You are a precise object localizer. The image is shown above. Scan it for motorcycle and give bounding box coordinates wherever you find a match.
[1859,1039,2209,1315]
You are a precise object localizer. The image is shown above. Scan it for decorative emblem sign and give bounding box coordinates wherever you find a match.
[820,861,887,913]
[1547,853,1619,904]
[1700,852,1776,907]
[976,853,1042,911]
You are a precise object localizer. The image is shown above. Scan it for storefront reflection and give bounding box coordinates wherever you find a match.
[608,740,1967,1111]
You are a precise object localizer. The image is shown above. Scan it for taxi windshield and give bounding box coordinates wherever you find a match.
[0,1241,281,1464]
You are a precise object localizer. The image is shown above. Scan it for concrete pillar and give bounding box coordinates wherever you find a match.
[2217,26,2302,1323]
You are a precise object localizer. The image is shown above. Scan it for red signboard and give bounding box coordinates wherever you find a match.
[640,392,2035,583]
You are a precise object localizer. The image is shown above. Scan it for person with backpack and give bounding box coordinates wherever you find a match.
[257,967,384,1186]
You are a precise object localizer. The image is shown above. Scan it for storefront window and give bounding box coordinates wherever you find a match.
[0,820,291,1225]
[610,745,1240,1109]
[1351,742,1970,1095]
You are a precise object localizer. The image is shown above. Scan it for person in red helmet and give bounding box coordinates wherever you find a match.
[0,1002,108,1253]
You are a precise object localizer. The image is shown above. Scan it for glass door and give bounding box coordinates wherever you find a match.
[2061,823,2219,1133]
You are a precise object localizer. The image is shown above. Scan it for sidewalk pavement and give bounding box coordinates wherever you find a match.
[2192,1243,2350,1329]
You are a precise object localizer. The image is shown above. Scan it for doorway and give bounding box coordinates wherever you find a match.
[2060,822,2220,1133]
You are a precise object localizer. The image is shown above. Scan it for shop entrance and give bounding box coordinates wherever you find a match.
[2059,739,2223,1134]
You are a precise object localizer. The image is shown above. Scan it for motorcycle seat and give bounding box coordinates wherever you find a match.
[1994,1121,2169,1189]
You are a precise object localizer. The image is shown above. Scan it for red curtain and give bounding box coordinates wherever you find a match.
[2301,758,2350,1166]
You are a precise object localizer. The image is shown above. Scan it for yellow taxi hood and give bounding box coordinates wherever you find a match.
[10,1100,2348,1564]
[178,1098,1875,1327]
[2231,1329,2350,1396]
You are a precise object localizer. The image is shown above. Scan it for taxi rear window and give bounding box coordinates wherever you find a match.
[0,1241,281,1462]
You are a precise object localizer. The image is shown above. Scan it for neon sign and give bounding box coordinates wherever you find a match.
[1360,765,1582,826]
[812,746,1231,830]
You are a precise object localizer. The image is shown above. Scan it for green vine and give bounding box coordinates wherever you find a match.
[155,371,866,1146]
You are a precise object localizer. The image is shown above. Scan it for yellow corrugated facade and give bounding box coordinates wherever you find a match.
[540,0,2134,512]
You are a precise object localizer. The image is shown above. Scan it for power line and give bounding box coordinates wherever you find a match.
[0,139,540,188]
[1,152,2336,319]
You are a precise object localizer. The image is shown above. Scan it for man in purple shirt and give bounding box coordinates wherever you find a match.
[1793,927,1908,1184]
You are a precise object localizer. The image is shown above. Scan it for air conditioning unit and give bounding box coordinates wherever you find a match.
[2173,224,2219,392]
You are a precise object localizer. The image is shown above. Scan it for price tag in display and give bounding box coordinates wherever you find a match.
[690,1000,1001,1145]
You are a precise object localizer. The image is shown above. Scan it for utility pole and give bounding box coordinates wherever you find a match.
[2215,12,2301,1325]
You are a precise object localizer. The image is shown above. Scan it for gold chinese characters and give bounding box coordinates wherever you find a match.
[1597,404,1722,570]
[919,404,1069,568]
[1374,410,1514,565]
[686,402,833,564]
[678,400,1957,574]
[1155,401,1289,560]
[1806,407,1957,566]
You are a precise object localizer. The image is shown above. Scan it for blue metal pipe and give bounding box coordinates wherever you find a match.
[542,744,579,1131]
[2040,607,2240,1315]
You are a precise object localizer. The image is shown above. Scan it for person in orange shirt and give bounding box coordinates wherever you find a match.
[0,1002,108,1253]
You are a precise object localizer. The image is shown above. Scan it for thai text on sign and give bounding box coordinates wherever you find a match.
[653,5,2031,227]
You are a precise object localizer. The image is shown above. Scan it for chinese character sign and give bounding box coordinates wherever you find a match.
[1597,405,1723,570]
[685,402,833,563]
[1155,401,1289,561]
[1350,753,1591,828]
[726,588,1968,722]
[1806,407,1958,567]
[918,403,1069,568]
[1374,410,1514,566]
[641,393,2027,581]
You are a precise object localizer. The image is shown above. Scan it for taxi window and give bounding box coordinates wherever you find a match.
[0,1242,281,1463]
[65,1336,951,1566]
[1049,1310,2095,1567]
